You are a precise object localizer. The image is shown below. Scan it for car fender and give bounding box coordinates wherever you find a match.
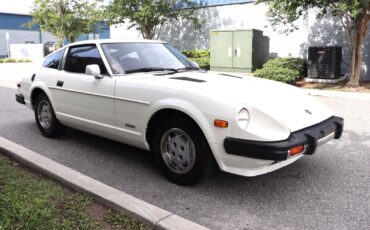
[142,98,231,166]
[29,81,55,109]
[144,98,217,144]
[143,98,230,167]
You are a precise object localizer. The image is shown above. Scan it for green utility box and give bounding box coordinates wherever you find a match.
[210,29,269,73]
[262,36,270,64]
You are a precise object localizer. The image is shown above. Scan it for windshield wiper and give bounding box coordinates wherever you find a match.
[175,67,200,72]
[124,66,201,75]
[124,67,178,74]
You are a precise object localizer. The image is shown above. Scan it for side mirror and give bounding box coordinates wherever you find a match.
[86,64,103,79]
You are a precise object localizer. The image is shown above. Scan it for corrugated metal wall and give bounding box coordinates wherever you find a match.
[0,13,37,31]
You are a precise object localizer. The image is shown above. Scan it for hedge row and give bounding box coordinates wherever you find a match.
[254,58,307,84]
[182,49,210,70]
[0,58,32,63]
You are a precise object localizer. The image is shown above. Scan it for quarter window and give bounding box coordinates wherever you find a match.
[64,45,107,75]
[43,50,63,69]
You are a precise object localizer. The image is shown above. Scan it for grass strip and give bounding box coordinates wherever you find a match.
[0,58,32,63]
[0,154,149,230]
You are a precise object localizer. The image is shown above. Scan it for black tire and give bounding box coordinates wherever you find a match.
[34,93,64,138]
[151,117,216,186]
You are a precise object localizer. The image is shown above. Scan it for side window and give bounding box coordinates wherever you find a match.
[43,50,63,69]
[64,45,107,75]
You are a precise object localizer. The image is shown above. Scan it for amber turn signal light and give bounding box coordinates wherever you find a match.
[214,119,228,128]
[290,145,304,156]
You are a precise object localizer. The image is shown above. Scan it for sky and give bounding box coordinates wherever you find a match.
[0,0,34,15]
[0,0,110,15]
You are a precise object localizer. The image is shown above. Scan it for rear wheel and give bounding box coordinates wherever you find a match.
[34,93,64,137]
[151,117,216,185]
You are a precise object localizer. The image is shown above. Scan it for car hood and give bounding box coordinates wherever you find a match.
[162,72,333,132]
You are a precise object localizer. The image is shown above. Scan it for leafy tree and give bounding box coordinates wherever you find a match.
[105,0,202,40]
[262,0,370,87]
[28,0,103,48]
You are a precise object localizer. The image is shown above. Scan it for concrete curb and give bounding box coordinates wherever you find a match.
[0,136,209,230]
[304,89,370,101]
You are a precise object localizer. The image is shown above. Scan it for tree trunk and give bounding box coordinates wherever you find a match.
[349,47,357,84]
[144,29,155,40]
[348,31,362,87]
[139,23,155,40]
[347,14,369,87]
[56,37,64,49]
[142,29,152,39]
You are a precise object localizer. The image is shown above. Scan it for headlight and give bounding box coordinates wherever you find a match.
[237,108,250,130]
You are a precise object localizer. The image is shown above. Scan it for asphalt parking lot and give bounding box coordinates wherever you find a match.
[0,68,369,229]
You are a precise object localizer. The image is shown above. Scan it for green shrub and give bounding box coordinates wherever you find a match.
[0,58,32,63]
[188,57,210,69]
[254,57,307,84]
[182,49,210,70]
[182,49,210,58]
[262,58,307,76]
[2,58,17,63]
[19,59,32,63]
[254,67,300,84]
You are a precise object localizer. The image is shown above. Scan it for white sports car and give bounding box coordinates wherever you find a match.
[16,39,343,185]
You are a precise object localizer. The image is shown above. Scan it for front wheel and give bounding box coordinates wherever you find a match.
[151,117,216,185]
[34,93,64,137]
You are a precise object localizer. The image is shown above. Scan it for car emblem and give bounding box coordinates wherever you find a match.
[305,109,312,115]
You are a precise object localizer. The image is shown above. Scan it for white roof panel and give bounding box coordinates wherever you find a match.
[65,39,167,47]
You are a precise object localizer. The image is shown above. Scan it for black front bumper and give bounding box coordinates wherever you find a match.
[224,116,344,161]
[15,93,25,105]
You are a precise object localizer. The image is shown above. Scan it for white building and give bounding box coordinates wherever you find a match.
[111,0,370,80]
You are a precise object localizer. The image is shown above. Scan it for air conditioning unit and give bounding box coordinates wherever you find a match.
[308,47,342,79]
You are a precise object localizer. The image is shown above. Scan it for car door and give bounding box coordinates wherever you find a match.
[102,44,154,149]
[50,44,116,137]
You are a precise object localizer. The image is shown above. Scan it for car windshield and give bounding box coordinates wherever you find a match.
[101,42,199,75]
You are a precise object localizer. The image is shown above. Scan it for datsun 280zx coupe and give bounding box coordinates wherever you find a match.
[16,39,344,185]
